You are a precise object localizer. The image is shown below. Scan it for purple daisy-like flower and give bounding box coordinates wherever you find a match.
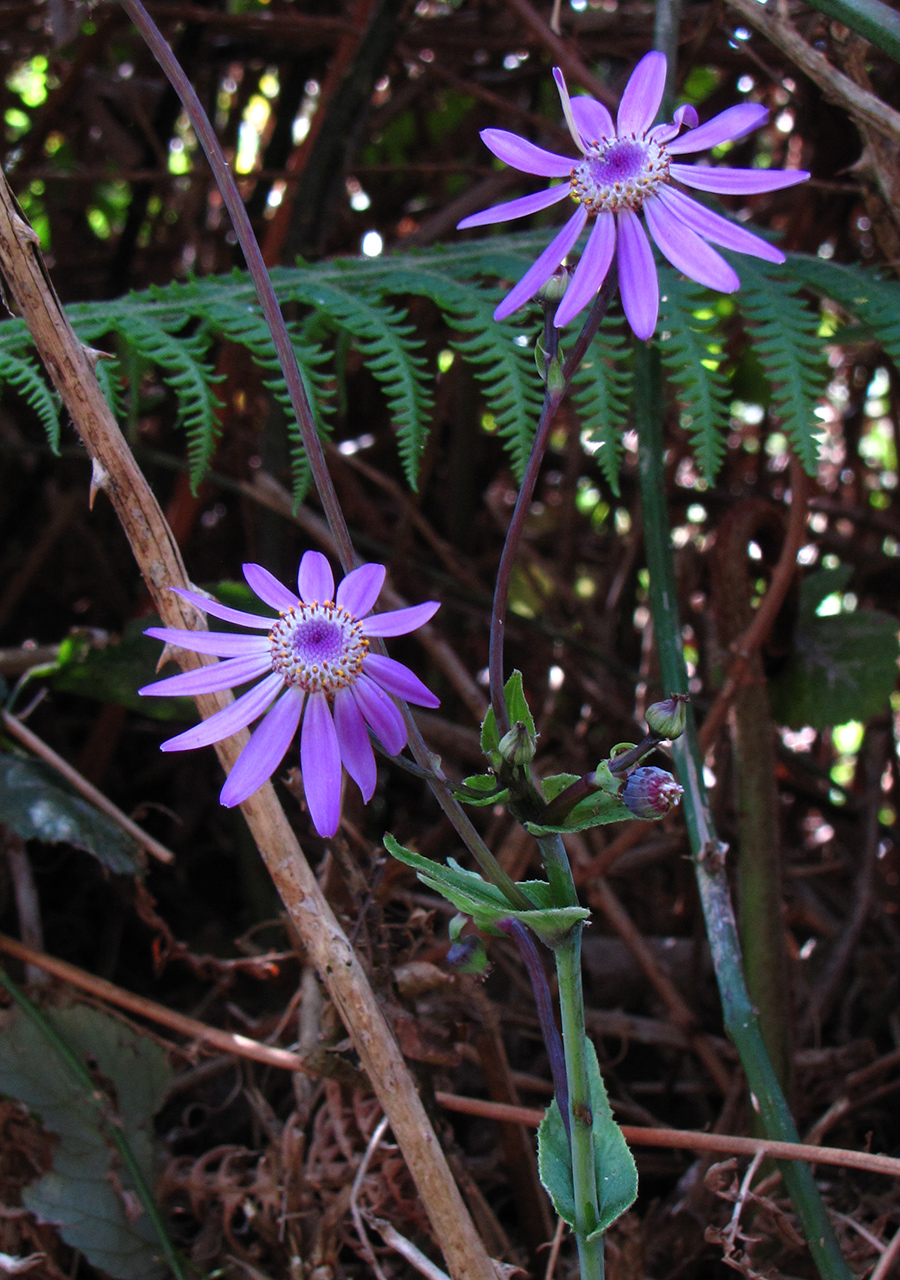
[457,52,809,339]
[140,552,439,837]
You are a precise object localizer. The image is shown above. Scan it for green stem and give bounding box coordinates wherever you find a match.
[633,340,851,1280]
[538,835,604,1280]
[0,966,186,1280]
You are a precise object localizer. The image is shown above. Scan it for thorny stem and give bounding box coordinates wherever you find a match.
[118,0,356,575]
[489,267,618,736]
[633,340,851,1280]
[119,0,530,913]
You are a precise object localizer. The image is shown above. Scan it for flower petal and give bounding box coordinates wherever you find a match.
[364,653,440,708]
[553,68,589,153]
[220,687,304,808]
[243,563,297,611]
[301,692,342,837]
[362,600,438,637]
[140,651,272,697]
[171,587,274,629]
[457,184,570,231]
[671,162,810,195]
[656,185,784,263]
[352,675,407,755]
[334,688,376,802]
[649,103,699,145]
[336,562,386,616]
[160,671,284,752]
[570,95,614,146]
[616,208,659,340]
[644,195,740,293]
[481,128,573,177]
[297,550,335,604]
[666,102,768,155]
[494,205,588,321]
[145,627,270,658]
[553,210,616,327]
[617,51,667,137]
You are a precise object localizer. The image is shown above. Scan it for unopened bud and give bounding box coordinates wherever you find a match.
[646,694,688,741]
[538,266,569,305]
[499,720,536,767]
[623,766,683,820]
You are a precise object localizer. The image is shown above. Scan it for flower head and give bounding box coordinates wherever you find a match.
[622,765,684,819]
[140,552,439,837]
[457,52,809,339]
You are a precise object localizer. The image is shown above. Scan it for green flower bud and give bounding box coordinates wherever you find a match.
[447,915,489,975]
[498,719,536,767]
[538,266,569,304]
[646,694,688,740]
[623,766,683,820]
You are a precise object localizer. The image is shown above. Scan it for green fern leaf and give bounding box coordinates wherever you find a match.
[734,259,827,474]
[112,313,222,487]
[657,267,730,479]
[0,337,61,451]
[569,320,632,494]
[783,256,900,372]
[272,271,432,490]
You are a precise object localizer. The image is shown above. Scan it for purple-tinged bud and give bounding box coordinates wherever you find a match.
[498,719,536,767]
[447,934,489,975]
[646,694,688,741]
[623,766,683,820]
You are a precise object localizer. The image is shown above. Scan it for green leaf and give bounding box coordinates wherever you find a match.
[480,670,535,758]
[383,836,588,940]
[768,607,898,730]
[0,1003,172,1280]
[525,769,634,836]
[537,1039,637,1236]
[0,753,141,874]
[49,621,191,719]
[460,774,509,806]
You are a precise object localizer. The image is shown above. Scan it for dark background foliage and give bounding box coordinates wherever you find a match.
[1,1,899,1277]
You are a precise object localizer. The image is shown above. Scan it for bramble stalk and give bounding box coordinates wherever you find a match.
[633,340,851,1280]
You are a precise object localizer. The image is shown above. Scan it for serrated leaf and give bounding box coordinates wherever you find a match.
[0,754,140,874]
[0,1004,172,1280]
[768,608,898,729]
[460,774,509,806]
[538,1039,637,1236]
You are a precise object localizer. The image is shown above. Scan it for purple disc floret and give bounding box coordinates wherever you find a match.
[457,51,809,339]
[140,551,439,838]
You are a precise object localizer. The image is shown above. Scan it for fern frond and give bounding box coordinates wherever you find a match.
[783,256,900,372]
[0,338,61,450]
[272,272,432,490]
[570,321,632,494]
[656,267,731,479]
[112,313,222,487]
[734,259,827,474]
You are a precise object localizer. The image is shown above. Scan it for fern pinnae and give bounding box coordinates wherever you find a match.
[111,312,223,487]
[274,277,432,491]
[0,344,61,451]
[783,256,900,374]
[570,321,632,494]
[656,267,731,479]
[734,258,827,474]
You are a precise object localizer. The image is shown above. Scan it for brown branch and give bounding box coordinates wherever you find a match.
[0,166,496,1280]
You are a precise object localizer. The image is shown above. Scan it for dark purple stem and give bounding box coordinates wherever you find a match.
[118,0,356,575]
[498,918,569,1140]
[488,265,619,736]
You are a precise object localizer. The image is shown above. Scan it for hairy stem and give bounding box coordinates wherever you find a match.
[633,340,851,1280]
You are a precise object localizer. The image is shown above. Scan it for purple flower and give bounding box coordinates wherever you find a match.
[457,52,809,339]
[622,766,684,820]
[140,552,439,837]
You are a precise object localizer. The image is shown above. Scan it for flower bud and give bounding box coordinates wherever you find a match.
[538,266,569,304]
[498,719,536,767]
[623,766,683,820]
[646,694,688,741]
[447,922,489,974]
